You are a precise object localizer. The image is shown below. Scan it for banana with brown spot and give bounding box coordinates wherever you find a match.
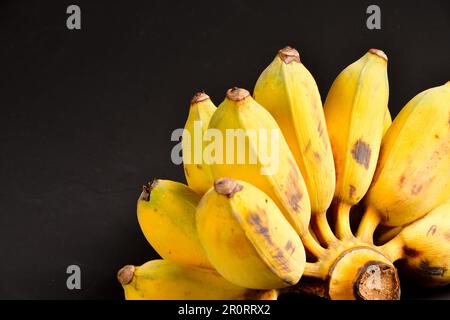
[208,88,311,236]
[380,200,450,286]
[254,47,336,245]
[360,82,450,231]
[196,178,305,289]
[323,49,389,240]
[117,259,278,300]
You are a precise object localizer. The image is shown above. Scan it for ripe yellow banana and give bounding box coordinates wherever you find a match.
[254,47,336,245]
[361,82,450,228]
[383,108,392,136]
[324,49,389,239]
[196,178,305,289]
[117,259,278,300]
[137,179,212,269]
[208,87,311,236]
[380,200,450,287]
[182,92,217,195]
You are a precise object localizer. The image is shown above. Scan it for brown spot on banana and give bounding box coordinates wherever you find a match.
[399,175,406,187]
[427,225,437,236]
[284,240,296,254]
[317,122,324,137]
[285,160,303,212]
[313,152,321,161]
[419,260,447,277]
[349,185,356,199]
[247,211,293,274]
[351,140,371,169]
[304,140,311,153]
[411,184,423,195]
[403,246,420,257]
[247,213,272,244]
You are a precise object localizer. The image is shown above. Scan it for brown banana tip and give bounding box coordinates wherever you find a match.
[278,46,300,64]
[117,265,135,285]
[214,178,243,198]
[369,48,388,61]
[226,87,250,101]
[140,179,158,201]
[191,92,210,104]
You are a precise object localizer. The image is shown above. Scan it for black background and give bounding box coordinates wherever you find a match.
[0,0,449,299]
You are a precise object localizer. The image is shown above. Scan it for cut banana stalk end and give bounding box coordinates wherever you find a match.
[117,265,135,286]
[278,46,300,64]
[368,48,388,61]
[226,87,250,101]
[191,91,210,104]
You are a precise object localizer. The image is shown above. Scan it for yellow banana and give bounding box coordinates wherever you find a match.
[117,259,278,300]
[196,178,305,289]
[182,92,217,195]
[364,82,450,227]
[383,108,392,136]
[323,49,389,239]
[254,47,336,244]
[208,87,311,236]
[380,201,450,286]
[137,179,212,269]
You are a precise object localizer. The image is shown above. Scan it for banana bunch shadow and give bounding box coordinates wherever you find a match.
[117,47,450,300]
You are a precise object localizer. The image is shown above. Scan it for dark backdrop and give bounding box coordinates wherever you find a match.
[0,0,449,299]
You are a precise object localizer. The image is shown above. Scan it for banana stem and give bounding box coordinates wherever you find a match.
[301,232,326,259]
[356,206,381,244]
[303,262,325,278]
[379,235,404,262]
[313,211,338,246]
[335,201,354,240]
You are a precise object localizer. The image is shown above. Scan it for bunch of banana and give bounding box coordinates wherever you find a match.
[119,46,450,300]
